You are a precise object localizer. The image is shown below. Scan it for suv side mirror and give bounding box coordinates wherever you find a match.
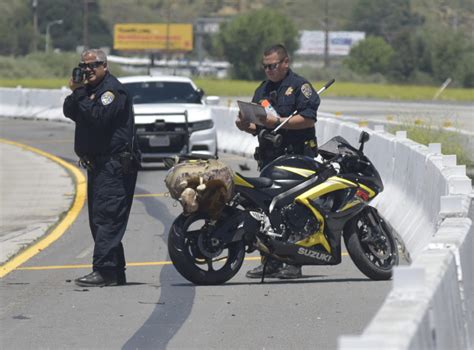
[196,88,205,98]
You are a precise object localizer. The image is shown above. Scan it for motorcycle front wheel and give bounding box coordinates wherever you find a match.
[168,213,245,285]
[343,207,398,280]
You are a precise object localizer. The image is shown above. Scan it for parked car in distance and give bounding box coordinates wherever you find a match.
[119,75,219,164]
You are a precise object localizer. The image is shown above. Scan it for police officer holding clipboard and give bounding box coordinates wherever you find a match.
[235,44,320,279]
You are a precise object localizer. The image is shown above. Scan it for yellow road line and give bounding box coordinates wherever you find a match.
[0,138,86,278]
[16,139,74,144]
[14,254,349,271]
[16,257,260,271]
[134,193,167,198]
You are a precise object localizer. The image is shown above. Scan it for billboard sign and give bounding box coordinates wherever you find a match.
[297,31,365,56]
[114,23,193,51]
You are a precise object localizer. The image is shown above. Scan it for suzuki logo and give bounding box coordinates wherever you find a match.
[297,247,332,262]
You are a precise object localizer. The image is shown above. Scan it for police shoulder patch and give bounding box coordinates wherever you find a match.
[100,91,115,105]
[301,83,312,99]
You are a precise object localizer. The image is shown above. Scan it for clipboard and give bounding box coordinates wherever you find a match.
[237,100,267,126]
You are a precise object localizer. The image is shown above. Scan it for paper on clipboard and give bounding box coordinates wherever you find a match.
[237,100,267,126]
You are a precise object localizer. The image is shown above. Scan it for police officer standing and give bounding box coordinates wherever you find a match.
[236,44,320,279]
[63,49,139,287]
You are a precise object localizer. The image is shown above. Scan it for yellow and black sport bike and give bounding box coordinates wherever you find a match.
[168,131,399,285]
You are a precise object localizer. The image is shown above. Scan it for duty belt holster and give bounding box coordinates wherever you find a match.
[114,152,137,175]
[303,138,318,157]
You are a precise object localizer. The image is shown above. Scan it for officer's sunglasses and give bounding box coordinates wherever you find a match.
[262,59,284,71]
[78,61,104,70]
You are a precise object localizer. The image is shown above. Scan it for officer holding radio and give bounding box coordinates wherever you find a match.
[63,49,139,287]
[236,44,320,279]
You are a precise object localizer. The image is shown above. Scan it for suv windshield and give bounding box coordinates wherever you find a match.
[123,81,202,104]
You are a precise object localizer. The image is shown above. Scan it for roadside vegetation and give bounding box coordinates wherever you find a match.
[388,123,474,178]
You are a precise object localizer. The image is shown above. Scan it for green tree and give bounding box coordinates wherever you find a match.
[349,0,428,81]
[38,0,111,52]
[350,0,423,45]
[345,36,394,75]
[216,9,298,80]
[429,30,473,87]
[0,1,34,55]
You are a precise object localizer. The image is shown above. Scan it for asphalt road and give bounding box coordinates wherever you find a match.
[0,118,392,349]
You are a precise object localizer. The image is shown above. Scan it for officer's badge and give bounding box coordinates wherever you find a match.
[301,83,312,99]
[101,91,115,105]
[285,86,293,96]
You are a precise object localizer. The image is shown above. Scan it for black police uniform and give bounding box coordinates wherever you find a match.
[252,69,320,168]
[63,71,138,279]
[246,69,320,279]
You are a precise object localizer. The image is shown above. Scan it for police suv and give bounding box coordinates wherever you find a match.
[119,75,219,163]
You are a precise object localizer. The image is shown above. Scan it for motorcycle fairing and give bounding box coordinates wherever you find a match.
[233,174,255,188]
[292,176,360,253]
[270,239,341,265]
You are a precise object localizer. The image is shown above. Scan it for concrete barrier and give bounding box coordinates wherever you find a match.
[1,87,472,349]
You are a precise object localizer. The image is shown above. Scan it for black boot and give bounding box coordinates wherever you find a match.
[116,270,127,285]
[75,271,107,287]
[274,264,302,279]
[75,270,126,287]
[245,259,283,279]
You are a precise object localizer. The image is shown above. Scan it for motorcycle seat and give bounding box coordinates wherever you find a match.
[237,173,273,188]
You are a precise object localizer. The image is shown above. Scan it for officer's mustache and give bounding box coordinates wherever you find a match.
[85,70,94,79]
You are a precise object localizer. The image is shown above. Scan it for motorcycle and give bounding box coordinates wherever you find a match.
[167,83,399,285]
[167,131,400,285]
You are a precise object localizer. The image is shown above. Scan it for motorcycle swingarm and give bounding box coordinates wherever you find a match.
[211,211,259,245]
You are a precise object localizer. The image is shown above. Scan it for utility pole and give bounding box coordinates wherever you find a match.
[45,19,63,52]
[83,0,90,49]
[323,0,330,68]
[32,0,38,52]
[165,0,171,64]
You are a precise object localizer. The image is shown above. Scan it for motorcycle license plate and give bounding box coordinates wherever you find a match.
[149,135,170,147]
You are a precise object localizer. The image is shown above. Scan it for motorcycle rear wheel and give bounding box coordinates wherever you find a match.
[168,213,245,285]
[344,208,398,280]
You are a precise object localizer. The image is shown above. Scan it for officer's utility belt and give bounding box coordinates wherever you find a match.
[79,152,137,174]
[254,137,318,163]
